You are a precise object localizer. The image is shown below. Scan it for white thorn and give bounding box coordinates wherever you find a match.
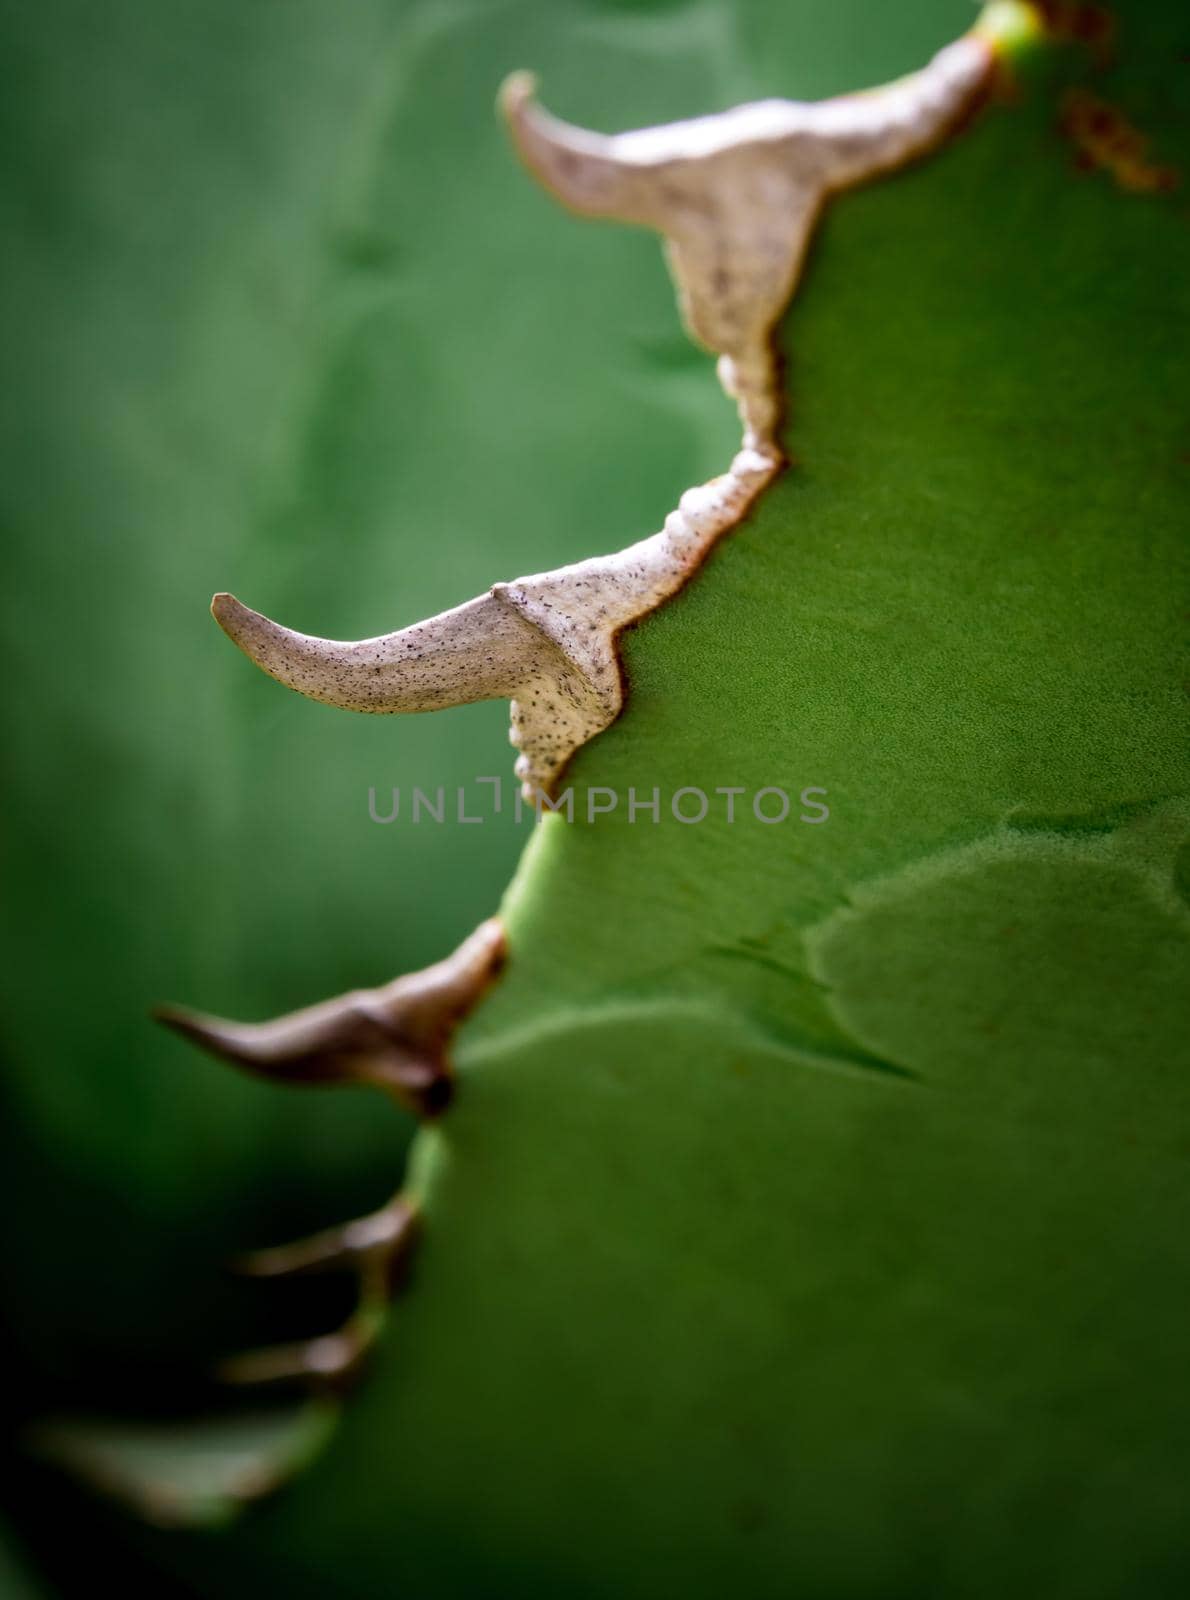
[211,449,776,797]
[502,25,1004,448]
[235,1195,418,1280]
[499,71,656,221]
[211,591,544,714]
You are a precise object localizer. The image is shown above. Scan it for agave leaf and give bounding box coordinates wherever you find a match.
[121,4,1187,1595]
[4,0,1189,1596]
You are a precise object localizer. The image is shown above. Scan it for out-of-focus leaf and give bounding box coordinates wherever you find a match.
[28,1402,337,1530]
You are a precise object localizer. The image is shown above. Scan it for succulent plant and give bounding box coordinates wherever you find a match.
[2,0,1187,1595]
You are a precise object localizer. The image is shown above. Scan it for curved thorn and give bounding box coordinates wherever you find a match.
[225,1194,421,1395]
[154,995,440,1105]
[500,16,1022,446]
[234,1197,419,1282]
[156,918,505,1117]
[499,70,654,220]
[219,1319,376,1390]
[211,449,777,798]
[211,591,540,714]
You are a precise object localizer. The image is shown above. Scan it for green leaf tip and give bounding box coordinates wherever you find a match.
[27,1402,339,1530]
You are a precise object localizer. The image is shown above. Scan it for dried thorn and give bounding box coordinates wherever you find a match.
[222,1197,420,1395]
[218,1317,377,1391]
[233,1196,419,1282]
[210,591,538,715]
[209,449,777,798]
[156,918,505,1118]
[502,18,1020,449]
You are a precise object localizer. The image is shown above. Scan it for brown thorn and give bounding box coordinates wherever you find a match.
[155,917,506,1120]
[233,1196,419,1282]
[218,1321,374,1391]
